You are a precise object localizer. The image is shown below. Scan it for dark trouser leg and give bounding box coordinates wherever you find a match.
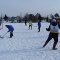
[43,34,52,47]
[10,32,13,38]
[31,25,32,30]
[39,28,40,32]
[38,27,40,32]
[53,37,58,49]
[29,25,30,29]
[29,25,32,30]
[25,23,26,25]
[0,22,1,26]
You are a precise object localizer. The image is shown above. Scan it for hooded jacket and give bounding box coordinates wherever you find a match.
[5,25,14,32]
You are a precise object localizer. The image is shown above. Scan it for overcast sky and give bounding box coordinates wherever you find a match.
[0,0,60,17]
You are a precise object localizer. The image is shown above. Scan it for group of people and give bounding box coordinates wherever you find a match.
[25,19,41,32]
[0,18,60,50]
[25,18,60,50]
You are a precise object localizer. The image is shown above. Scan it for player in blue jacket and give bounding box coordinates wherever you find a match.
[38,20,41,32]
[5,25,14,38]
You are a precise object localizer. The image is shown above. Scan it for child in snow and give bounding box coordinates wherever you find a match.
[43,19,60,50]
[28,20,32,30]
[5,25,14,38]
[38,20,41,32]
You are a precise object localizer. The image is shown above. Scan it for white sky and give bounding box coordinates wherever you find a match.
[0,0,60,17]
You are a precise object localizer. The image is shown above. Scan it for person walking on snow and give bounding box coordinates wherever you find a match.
[28,20,32,30]
[5,25,14,38]
[38,20,41,32]
[43,19,60,50]
[25,20,27,26]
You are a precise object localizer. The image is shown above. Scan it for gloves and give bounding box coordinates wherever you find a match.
[46,25,50,31]
[46,28,50,31]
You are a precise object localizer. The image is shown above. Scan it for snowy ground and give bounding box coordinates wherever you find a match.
[0,22,60,60]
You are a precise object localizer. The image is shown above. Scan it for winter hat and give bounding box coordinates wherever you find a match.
[51,19,57,26]
[52,19,56,22]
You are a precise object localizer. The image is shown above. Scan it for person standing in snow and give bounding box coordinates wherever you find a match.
[25,19,27,26]
[28,20,32,30]
[43,19,60,50]
[24,16,27,26]
[38,20,41,32]
[5,25,14,38]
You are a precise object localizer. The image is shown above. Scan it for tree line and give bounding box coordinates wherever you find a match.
[0,13,60,23]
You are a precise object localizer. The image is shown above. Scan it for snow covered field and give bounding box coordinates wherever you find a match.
[0,22,60,60]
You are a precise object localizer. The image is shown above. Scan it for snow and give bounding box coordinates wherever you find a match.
[0,22,60,60]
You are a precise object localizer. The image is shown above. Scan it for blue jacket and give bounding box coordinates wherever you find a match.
[38,21,41,27]
[5,25,14,32]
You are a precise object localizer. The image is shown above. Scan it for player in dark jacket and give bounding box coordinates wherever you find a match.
[5,25,14,38]
[43,19,59,50]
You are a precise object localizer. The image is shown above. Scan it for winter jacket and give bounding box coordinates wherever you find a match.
[38,21,41,27]
[5,25,14,32]
[29,21,32,25]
